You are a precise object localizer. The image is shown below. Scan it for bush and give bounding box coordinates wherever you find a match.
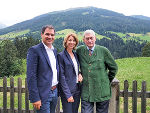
[0,40,23,77]
[142,42,150,57]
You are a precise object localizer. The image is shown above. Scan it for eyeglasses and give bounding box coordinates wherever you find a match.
[84,37,94,41]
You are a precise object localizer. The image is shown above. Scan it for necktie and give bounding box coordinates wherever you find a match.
[89,49,92,56]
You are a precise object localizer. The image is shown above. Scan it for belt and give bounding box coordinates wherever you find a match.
[51,85,57,90]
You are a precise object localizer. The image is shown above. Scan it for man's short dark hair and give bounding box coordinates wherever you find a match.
[41,25,55,34]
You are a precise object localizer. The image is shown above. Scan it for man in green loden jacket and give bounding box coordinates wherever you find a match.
[76,30,118,113]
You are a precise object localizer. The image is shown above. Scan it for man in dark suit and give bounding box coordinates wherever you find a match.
[27,25,59,113]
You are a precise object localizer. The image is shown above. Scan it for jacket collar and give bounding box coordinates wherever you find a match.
[42,41,54,50]
[39,43,51,68]
[83,45,97,62]
[64,49,79,72]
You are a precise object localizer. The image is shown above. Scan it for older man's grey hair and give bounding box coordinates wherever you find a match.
[83,29,95,37]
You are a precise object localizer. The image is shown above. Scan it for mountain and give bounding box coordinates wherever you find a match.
[1,6,150,35]
[131,15,150,21]
[0,23,6,29]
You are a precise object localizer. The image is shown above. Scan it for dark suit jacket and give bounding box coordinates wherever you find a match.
[27,43,59,103]
[58,49,80,99]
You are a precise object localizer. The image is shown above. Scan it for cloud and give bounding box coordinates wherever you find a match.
[0,0,150,26]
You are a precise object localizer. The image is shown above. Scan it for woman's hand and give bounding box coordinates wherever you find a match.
[67,96,74,102]
[78,73,83,82]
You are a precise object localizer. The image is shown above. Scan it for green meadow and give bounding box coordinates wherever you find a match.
[55,29,107,41]
[116,57,150,113]
[0,57,150,112]
[116,57,150,91]
[1,29,150,42]
[0,29,30,40]
[110,31,150,42]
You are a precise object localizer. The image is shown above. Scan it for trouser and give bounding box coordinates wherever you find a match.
[61,84,81,113]
[81,99,110,113]
[36,88,58,113]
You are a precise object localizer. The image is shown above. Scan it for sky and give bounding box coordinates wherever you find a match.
[0,0,150,26]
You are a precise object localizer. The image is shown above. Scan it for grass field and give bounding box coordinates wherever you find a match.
[0,57,150,112]
[0,29,30,40]
[116,57,150,91]
[127,32,150,42]
[55,29,108,41]
[110,31,150,42]
[1,29,150,43]
[115,57,150,113]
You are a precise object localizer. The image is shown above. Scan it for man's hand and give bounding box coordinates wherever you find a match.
[32,100,41,110]
[78,74,83,82]
[67,96,74,102]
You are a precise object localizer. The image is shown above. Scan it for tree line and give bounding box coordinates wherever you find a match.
[0,33,150,77]
[0,37,40,77]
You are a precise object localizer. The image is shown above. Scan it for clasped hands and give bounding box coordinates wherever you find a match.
[78,73,83,82]
[67,73,83,102]
[33,74,83,107]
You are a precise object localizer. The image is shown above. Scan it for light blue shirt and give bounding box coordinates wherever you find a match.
[87,45,95,54]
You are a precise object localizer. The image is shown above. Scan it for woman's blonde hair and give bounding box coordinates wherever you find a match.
[63,33,79,50]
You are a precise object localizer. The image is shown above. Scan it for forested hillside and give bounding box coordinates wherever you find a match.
[1,7,150,77]
[131,15,150,21]
[1,7,150,36]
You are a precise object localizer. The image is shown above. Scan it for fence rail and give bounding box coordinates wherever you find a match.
[119,80,150,113]
[0,77,150,113]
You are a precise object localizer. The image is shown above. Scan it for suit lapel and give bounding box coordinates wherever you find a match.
[53,48,59,80]
[53,48,58,68]
[90,45,97,62]
[53,49,57,58]
[83,46,91,63]
[83,45,97,63]
[40,43,52,68]
[53,49,59,71]
[40,43,60,81]
[64,49,74,67]
[64,49,77,72]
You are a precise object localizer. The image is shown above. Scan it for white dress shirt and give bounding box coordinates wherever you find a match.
[42,42,58,86]
[72,57,78,83]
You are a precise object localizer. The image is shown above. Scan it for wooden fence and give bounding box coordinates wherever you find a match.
[0,77,150,113]
[119,80,150,113]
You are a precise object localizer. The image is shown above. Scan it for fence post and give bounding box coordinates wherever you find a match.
[124,80,129,113]
[3,77,7,113]
[18,77,22,113]
[108,78,120,113]
[10,77,14,113]
[25,78,29,113]
[132,80,137,113]
[141,81,146,113]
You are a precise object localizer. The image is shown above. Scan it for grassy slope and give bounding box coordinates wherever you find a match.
[128,32,150,42]
[110,31,150,42]
[3,29,149,42]
[1,57,149,90]
[116,57,150,91]
[115,57,150,113]
[56,29,107,41]
[0,29,30,40]
[0,57,150,112]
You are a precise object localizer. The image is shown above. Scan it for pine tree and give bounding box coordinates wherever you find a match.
[142,43,150,57]
[0,40,23,77]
